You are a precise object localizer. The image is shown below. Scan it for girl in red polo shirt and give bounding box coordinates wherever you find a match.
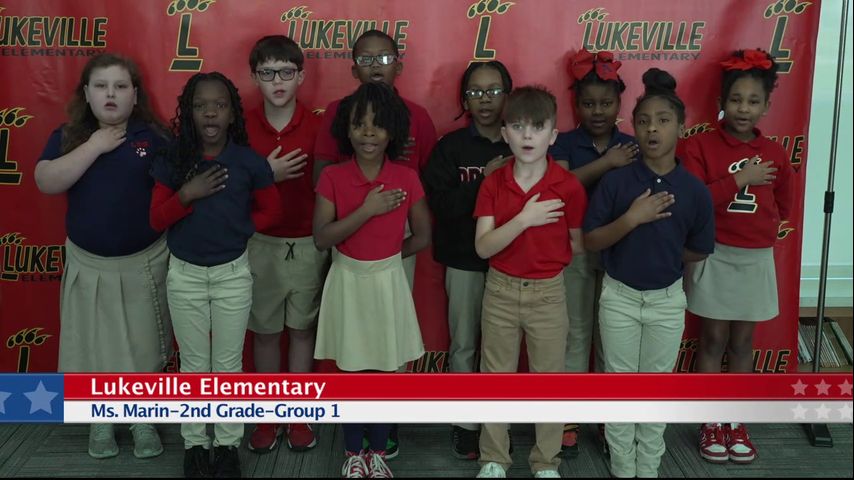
[681,50,793,465]
[313,82,431,478]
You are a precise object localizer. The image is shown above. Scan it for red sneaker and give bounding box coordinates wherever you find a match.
[725,423,757,464]
[248,424,283,454]
[287,423,318,451]
[342,451,368,478]
[698,423,728,463]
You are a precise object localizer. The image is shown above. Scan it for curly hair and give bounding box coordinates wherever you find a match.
[721,49,779,101]
[454,60,513,120]
[572,70,626,103]
[168,72,249,186]
[330,82,411,160]
[633,68,685,124]
[61,53,165,154]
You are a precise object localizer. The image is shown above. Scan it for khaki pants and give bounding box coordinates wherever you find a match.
[479,268,567,474]
[446,266,487,430]
[598,274,687,478]
[167,251,253,449]
[563,253,605,373]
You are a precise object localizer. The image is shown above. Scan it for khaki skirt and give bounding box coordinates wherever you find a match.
[58,237,172,372]
[314,249,424,372]
[685,243,778,322]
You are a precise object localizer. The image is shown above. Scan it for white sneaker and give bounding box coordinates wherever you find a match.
[88,423,118,459]
[534,469,561,478]
[476,462,507,478]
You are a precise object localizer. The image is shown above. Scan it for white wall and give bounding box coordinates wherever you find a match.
[801,0,854,308]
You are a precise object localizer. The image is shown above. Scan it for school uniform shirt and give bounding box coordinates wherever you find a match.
[38,121,167,257]
[422,123,512,272]
[583,159,715,291]
[679,123,794,248]
[246,102,322,238]
[149,141,278,266]
[549,126,636,194]
[473,157,587,279]
[314,96,438,171]
[316,159,425,261]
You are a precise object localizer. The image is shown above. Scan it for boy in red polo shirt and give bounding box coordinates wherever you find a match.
[244,35,326,454]
[473,86,587,479]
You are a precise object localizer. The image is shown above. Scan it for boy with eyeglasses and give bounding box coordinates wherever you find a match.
[422,61,513,460]
[244,34,327,456]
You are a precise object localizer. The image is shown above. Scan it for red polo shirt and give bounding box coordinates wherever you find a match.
[314,96,437,172]
[316,159,425,261]
[680,122,794,248]
[474,157,587,279]
[246,102,322,238]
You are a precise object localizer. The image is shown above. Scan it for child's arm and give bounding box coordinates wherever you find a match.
[682,186,715,263]
[34,126,126,194]
[149,165,228,231]
[402,197,431,257]
[584,188,675,252]
[313,185,407,251]
[474,193,565,259]
[569,228,584,255]
[569,143,638,187]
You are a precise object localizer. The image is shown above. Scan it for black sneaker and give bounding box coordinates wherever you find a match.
[451,426,480,460]
[213,446,241,478]
[183,446,211,478]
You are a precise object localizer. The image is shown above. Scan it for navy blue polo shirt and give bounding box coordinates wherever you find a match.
[583,158,715,291]
[39,121,167,257]
[549,127,636,193]
[150,141,274,266]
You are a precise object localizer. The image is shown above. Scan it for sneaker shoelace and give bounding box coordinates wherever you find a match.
[343,453,368,478]
[369,451,393,478]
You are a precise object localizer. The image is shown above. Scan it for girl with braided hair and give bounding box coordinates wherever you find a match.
[149,71,280,478]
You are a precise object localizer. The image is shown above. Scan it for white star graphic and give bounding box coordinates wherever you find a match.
[815,380,831,395]
[815,403,831,419]
[791,379,808,395]
[23,381,58,414]
[837,403,853,421]
[839,380,853,396]
[0,391,10,414]
[791,403,808,420]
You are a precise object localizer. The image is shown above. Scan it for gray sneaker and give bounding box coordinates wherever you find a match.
[88,423,119,459]
[130,424,164,458]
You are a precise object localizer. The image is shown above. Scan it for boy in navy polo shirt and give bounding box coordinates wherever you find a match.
[244,35,326,455]
[583,68,714,478]
[473,86,587,479]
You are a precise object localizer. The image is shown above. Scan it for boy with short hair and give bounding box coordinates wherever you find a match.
[473,86,587,479]
[244,34,326,455]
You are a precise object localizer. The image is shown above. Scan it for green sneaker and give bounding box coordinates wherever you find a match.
[88,423,119,459]
[362,426,399,460]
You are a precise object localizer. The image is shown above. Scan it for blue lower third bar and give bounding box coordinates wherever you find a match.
[0,374,64,423]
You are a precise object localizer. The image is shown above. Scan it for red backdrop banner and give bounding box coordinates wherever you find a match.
[0,0,819,374]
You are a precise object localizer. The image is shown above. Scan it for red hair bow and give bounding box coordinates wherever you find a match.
[720,49,773,71]
[568,49,622,82]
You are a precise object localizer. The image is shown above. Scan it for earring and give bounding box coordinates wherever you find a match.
[717,110,725,121]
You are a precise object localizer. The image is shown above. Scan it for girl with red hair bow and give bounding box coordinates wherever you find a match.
[680,49,794,466]
[548,48,639,459]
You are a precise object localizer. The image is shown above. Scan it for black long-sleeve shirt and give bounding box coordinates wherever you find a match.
[422,124,512,272]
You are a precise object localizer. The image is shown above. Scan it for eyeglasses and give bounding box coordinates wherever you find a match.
[464,88,505,100]
[255,68,299,82]
[354,54,397,67]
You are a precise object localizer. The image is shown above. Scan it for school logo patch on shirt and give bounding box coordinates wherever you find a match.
[132,140,150,158]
